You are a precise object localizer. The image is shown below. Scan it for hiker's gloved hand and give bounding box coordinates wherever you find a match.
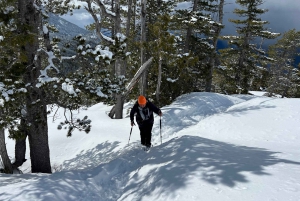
[158,111,163,116]
[131,121,135,126]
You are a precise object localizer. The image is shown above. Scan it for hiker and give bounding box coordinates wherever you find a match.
[130,95,162,148]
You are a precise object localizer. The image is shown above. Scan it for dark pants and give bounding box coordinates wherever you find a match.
[139,123,153,147]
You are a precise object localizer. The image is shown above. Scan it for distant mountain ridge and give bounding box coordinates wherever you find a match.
[48,13,100,74]
[49,13,93,39]
[48,13,99,57]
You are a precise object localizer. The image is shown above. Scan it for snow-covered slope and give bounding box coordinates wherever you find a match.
[1,92,300,201]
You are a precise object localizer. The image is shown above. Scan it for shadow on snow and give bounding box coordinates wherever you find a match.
[1,136,299,201]
[119,135,300,200]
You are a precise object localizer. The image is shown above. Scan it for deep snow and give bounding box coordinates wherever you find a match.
[1,92,300,201]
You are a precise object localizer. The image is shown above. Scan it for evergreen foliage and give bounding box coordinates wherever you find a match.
[218,0,280,94]
[267,29,300,98]
[0,0,126,173]
[146,14,198,105]
[171,0,221,93]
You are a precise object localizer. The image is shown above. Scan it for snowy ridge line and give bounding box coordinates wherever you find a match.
[151,92,246,141]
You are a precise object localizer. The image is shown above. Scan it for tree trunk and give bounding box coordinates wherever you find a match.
[140,0,147,95]
[114,0,122,76]
[124,57,153,97]
[123,0,133,77]
[113,0,126,119]
[109,58,153,118]
[12,119,27,168]
[13,137,27,168]
[156,52,162,104]
[239,3,254,94]
[114,94,124,119]
[19,0,51,173]
[26,97,51,173]
[205,0,225,92]
[126,0,133,40]
[111,0,115,36]
[133,0,137,32]
[184,0,197,53]
[282,69,292,98]
[0,128,13,174]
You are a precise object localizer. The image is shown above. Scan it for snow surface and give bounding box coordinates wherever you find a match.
[1,92,300,201]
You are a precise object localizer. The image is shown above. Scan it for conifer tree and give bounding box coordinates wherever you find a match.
[220,0,279,94]
[0,0,117,173]
[81,0,131,119]
[267,29,300,97]
[146,14,198,105]
[0,0,27,173]
[172,0,220,92]
[206,0,225,92]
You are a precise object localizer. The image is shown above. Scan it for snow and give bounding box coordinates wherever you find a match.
[95,87,107,98]
[3,6,15,14]
[1,92,300,201]
[37,50,60,86]
[61,82,78,96]
[43,25,49,34]
[166,78,178,83]
[93,45,113,60]
[100,32,115,44]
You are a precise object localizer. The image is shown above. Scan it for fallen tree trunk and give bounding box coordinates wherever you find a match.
[108,57,153,119]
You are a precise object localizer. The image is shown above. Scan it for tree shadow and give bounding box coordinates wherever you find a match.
[60,141,121,171]
[119,135,300,200]
[225,99,276,117]
[2,136,299,201]
[0,141,124,201]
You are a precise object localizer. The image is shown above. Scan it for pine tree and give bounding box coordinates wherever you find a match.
[0,0,28,173]
[219,0,279,94]
[105,0,182,104]
[267,29,300,97]
[172,0,221,92]
[81,0,133,119]
[145,14,198,105]
[206,0,225,92]
[0,0,117,173]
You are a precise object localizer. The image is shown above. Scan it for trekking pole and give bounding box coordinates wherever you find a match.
[160,116,162,145]
[128,126,133,145]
